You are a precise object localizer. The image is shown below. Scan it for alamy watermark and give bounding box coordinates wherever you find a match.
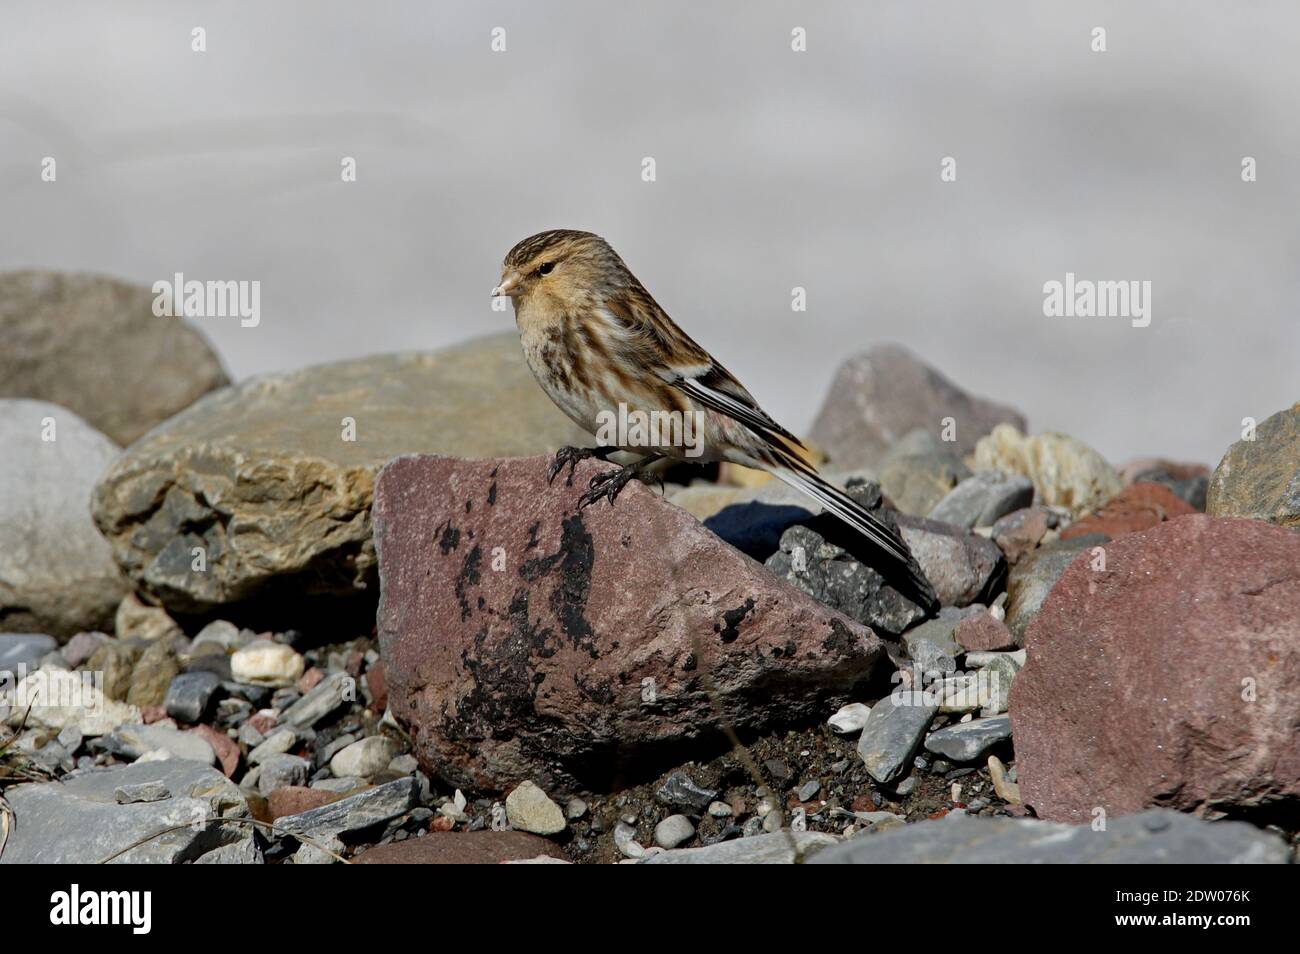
[1043,272,1151,328]
[152,273,261,327]
[594,402,705,457]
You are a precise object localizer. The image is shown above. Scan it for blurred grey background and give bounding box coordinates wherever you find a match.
[2,0,1296,464]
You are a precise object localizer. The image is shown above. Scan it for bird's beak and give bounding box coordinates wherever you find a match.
[491,272,522,298]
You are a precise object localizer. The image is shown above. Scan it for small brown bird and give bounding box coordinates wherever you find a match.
[493,228,938,609]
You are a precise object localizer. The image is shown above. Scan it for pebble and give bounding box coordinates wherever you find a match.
[614,822,644,858]
[230,642,305,687]
[247,727,297,765]
[114,780,169,804]
[258,753,311,796]
[101,724,216,765]
[190,619,242,652]
[655,770,718,813]
[279,671,353,728]
[163,670,222,723]
[504,780,566,836]
[654,814,696,849]
[708,800,734,818]
[924,715,1013,762]
[988,755,1022,804]
[0,633,58,676]
[857,696,938,784]
[797,780,821,802]
[565,797,588,820]
[388,753,419,775]
[827,702,871,735]
[329,735,400,777]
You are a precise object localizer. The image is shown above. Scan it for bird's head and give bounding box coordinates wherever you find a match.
[493,229,629,311]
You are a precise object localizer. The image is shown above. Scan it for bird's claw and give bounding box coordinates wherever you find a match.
[548,446,595,486]
[578,465,637,509]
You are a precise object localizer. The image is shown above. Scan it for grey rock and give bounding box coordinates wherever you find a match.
[643,830,838,864]
[258,753,310,796]
[90,334,589,614]
[654,814,696,849]
[0,271,229,446]
[0,758,256,864]
[0,400,128,638]
[857,696,938,784]
[809,345,1026,471]
[101,724,216,765]
[247,727,296,765]
[0,633,57,676]
[655,771,719,814]
[1005,535,1104,638]
[275,777,419,842]
[329,735,400,778]
[279,671,353,728]
[1207,401,1300,529]
[878,433,973,517]
[903,619,961,672]
[808,809,1290,864]
[897,515,1006,608]
[797,780,822,802]
[928,471,1035,529]
[924,715,1013,762]
[114,780,170,804]
[164,671,222,723]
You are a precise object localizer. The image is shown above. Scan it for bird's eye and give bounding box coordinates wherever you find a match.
[536,262,555,276]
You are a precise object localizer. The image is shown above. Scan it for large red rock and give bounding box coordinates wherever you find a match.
[374,454,886,794]
[355,831,567,864]
[1010,514,1300,822]
[1060,481,1196,541]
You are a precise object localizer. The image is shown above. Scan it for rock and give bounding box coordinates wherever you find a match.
[355,830,568,864]
[654,814,696,849]
[643,830,838,864]
[329,736,401,778]
[505,781,566,836]
[230,642,304,688]
[1207,402,1300,529]
[897,515,1006,608]
[809,809,1288,864]
[988,755,1021,804]
[90,334,589,615]
[797,780,822,802]
[60,631,109,668]
[375,454,886,793]
[954,613,1016,652]
[191,620,242,652]
[827,703,871,735]
[114,780,169,804]
[275,777,419,842]
[808,345,1026,470]
[0,271,229,446]
[188,724,239,778]
[973,425,1122,519]
[1,667,140,736]
[0,634,57,676]
[1004,535,1106,640]
[1061,482,1196,541]
[990,507,1053,563]
[165,671,222,723]
[114,593,182,642]
[267,786,342,820]
[247,727,296,765]
[924,715,1012,762]
[126,639,180,707]
[928,471,1034,529]
[1122,459,1211,511]
[85,641,141,701]
[279,671,353,728]
[656,771,719,814]
[902,618,960,670]
[0,758,255,864]
[856,696,938,784]
[258,753,310,796]
[877,432,972,516]
[102,723,216,764]
[767,520,926,634]
[1011,515,1300,822]
[0,400,127,638]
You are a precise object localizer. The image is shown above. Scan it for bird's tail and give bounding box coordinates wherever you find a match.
[765,454,939,612]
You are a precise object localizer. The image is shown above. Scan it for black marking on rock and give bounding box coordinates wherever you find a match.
[454,544,483,621]
[437,521,460,556]
[714,597,756,644]
[519,514,598,658]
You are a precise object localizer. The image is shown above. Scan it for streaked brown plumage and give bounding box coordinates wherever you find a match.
[493,228,938,609]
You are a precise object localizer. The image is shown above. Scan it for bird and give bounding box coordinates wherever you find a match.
[492,228,938,611]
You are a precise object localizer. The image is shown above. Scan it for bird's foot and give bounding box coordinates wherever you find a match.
[577,464,639,509]
[547,445,615,486]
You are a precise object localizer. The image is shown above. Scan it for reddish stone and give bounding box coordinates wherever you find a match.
[266,785,344,820]
[140,705,168,724]
[189,724,240,778]
[954,613,1016,652]
[297,667,324,693]
[373,454,886,794]
[990,507,1050,564]
[1118,458,1210,485]
[365,661,388,713]
[248,711,277,734]
[1011,515,1300,822]
[1060,482,1195,541]
[354,830,567,864]
[345,650,365,679]
[428,815,454,832]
